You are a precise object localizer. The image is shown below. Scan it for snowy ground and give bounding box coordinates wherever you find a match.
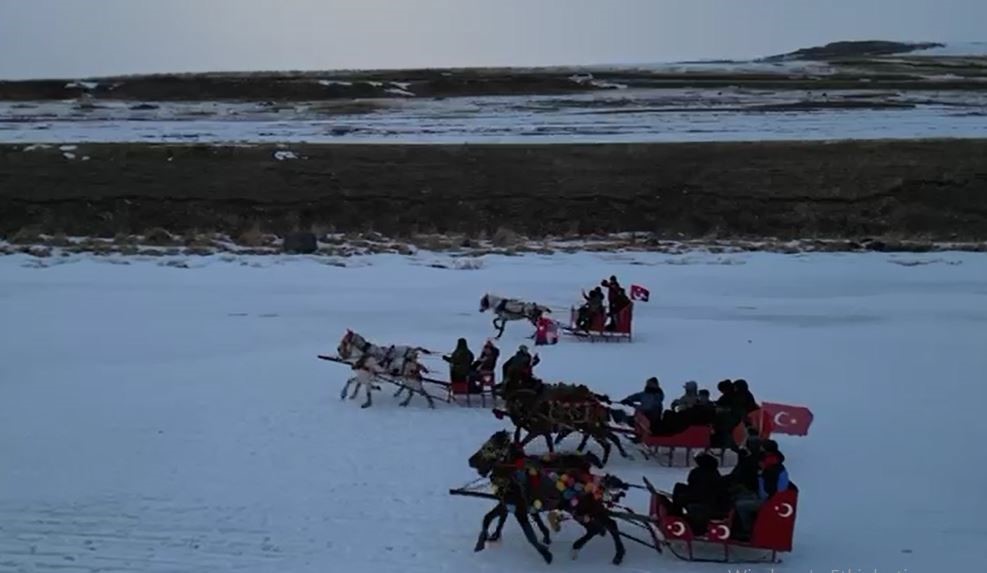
[4,88,987,144]
[2,250,986,572]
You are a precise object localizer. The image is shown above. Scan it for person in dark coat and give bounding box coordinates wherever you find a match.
[726,439,761,495]
[607,287,632,331]
[712,380,743,449]
[672,452,729,535]
[578,287,606,330]
[603,275,621,304]
[472,340,499,374]
[732,379,759,414]
[682,389,716,425]
[501,345,539,386]
[443,338,474,385]
[733,439,794,540]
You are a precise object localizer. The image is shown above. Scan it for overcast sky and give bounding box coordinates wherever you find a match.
[0,0,983,79]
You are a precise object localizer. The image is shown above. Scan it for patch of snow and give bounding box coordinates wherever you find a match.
[22,144,52,152]
[273,150,298,161]
[65,81,98,90]
[0,251,986,572]
[385,88,415,97]
[590,80,628,90]
[318,80,353,87]
[59,145,78,151]
[62,152,76,160]
[391,82,412,90]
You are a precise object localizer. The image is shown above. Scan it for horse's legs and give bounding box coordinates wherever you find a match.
[494,318,505,339]
[515,510,552,564]
[518,430,539,449]
[349,380,361,399]
[544,433,555,453]
[361,382,372,408]
[604,517,626,565]
[423,387,435,409]
[608,430,633,460]
[576,432,591,452]
[490,507,509,542]
[554,430,571,446]
[340,378,352,400]
[393,385,405,398]
[531,512,552,545]
[475,505,506,552]
[599,437,613,466]
[571,522,601,560]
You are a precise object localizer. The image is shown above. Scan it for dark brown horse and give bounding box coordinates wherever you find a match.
[498,382,633,465]
[466,430,629,565]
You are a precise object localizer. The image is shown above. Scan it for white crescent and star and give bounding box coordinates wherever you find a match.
[777,503,794,518]
[710,524,730,539]
[668,522,686,536]
[773,411,797,427]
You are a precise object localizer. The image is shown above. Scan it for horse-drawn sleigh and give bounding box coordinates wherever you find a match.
[561,302,634,342]
[319,329,451,408]
[450,432,801,565]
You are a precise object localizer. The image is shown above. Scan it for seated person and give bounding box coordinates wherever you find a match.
[672,452,730,535]
[612,377,663,430]
[732,440,795,541]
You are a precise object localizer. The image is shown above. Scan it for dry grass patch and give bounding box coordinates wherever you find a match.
[491,227,524,248]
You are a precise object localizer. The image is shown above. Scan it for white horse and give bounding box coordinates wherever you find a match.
[337,330,431,374]
[479,293,551,339]
[337,330,435,408]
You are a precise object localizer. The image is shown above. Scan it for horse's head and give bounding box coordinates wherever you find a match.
[479,294,491,313]
[468,430,512,477]
[337,330,354,358]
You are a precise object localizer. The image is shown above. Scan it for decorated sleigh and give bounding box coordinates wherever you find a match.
[650,486,799,563]
[561,303,633,342]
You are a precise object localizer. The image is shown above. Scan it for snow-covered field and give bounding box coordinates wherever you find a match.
[2,250,986,572]
[3,88,987,144]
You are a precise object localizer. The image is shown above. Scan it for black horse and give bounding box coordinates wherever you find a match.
[466,430,629,565]
[498,383,634,466]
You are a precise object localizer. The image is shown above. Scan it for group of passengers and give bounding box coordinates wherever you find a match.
[613,377,760,449]
[670,440,796,541]
[443,338,542,396]
[577,275,632,332]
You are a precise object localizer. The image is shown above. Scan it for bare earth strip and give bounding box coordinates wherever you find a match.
[2,140,986,242]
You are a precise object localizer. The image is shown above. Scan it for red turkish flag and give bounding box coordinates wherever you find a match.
[630,284,650,302]
[759,402,814,436]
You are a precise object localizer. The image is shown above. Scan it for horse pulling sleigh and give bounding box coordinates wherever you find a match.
[479,293,552,339]
[450,434,800,565]
[497,381,633,466]
[319,329,451,408]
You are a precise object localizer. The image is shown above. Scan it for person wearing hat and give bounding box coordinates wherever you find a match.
[670,380,701,412]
